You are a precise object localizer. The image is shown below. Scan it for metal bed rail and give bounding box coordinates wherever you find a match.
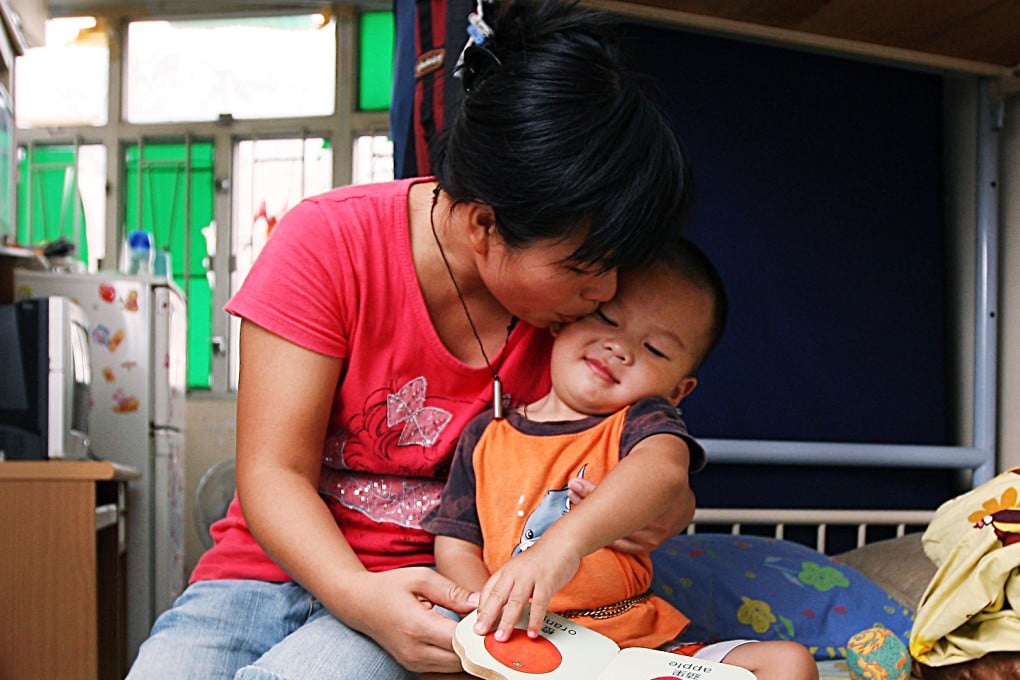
[689,508,935,553]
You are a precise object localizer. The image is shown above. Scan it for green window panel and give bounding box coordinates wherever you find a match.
[185,275,213,393]
[359,11,393,111]
[16,145,89,261]
[123,140,214,389]
[0,92,13,236]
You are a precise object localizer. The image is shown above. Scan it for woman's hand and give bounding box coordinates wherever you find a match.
[566,476,694,553]
[340,567,479,673]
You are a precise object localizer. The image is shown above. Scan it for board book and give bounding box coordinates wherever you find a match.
[453,606,756,679]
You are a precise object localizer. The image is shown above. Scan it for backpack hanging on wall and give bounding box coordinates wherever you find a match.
[392,0,477,178]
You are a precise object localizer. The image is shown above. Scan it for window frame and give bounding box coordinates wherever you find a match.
[14,5,391,394]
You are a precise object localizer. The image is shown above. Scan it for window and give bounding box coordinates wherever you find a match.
[15,17,109,128]
[13,10,395,393]
[359,12,394,111]
[353,135,394,184]
[16,143,106,270]
[123,140,215,388]
[0,86,14,233]
[125,15,336,123]
[228,137,334,388]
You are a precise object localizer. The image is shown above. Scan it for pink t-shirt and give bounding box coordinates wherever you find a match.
[191,178,553,582]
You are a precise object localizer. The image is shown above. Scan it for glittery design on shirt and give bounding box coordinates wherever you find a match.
[322,430,349,470]
[319,469,444,528]
[387,376,453,446]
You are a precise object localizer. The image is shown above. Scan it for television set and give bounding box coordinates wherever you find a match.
[0,296,92,460]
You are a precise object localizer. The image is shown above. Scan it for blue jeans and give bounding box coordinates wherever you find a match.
[126,580,417,680]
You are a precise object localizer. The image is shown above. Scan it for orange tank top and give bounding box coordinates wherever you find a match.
[471,407,690,648]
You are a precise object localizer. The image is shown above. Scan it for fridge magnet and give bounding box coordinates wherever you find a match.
[108,329,125,351]
[112,388,141,413]
[124,289,140,312]
[99,283,116,303]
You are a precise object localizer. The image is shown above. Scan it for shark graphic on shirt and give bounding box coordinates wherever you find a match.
[512,465,587,557]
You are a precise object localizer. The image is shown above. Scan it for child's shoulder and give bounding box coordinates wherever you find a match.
[625,396,682,422]
[462,408,500,442]
[622,398,706,471]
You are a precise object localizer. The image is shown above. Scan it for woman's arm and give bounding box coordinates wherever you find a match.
[472,433,693,641]
[235,321,477,672]
[435,535,491,593]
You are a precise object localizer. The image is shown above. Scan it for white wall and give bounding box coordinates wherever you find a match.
[944,78,978,450]
[184,397,236,576]
[8,0,47,47]
[999,94,1020,472]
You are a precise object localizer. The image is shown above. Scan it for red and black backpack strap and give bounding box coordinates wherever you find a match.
[411,0,474,176]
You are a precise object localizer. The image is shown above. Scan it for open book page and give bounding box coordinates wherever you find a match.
[597,647,756,679]
[454,606,756,680]
[454,607,619,679]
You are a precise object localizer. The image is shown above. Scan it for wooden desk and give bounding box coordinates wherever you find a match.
[0,461,139,680]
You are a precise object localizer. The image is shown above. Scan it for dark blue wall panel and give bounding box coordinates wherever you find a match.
[619,24,959,508]
[621,24,949,449]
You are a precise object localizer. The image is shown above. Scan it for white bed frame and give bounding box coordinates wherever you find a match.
[689,508,934,554]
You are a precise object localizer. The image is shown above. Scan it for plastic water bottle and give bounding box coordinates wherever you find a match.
[127,230,155,275]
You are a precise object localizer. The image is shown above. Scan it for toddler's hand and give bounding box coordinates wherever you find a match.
[472,541,581,643]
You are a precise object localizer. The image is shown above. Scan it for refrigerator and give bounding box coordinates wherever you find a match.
[14,269,186,663]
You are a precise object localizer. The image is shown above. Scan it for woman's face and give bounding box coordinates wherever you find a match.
[482,231,618,329]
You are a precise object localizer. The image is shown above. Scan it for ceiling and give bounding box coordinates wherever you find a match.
[592,1,1020,77]
[31,0,1020,87]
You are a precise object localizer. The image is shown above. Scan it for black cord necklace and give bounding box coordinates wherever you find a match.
[429,185,515,419]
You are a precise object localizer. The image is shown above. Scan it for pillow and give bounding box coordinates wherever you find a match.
[832,534,935,610]
[650,534,916,660]
[913,653,1020,679]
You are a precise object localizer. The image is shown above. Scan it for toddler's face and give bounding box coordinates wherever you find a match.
[548,262,713,415]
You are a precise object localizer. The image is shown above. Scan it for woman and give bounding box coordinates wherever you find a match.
[128,1,691,677]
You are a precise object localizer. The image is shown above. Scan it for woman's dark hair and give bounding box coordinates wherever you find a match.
[432,0,689,272]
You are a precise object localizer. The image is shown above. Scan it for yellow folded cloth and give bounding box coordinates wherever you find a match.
[909,467,1020,666]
